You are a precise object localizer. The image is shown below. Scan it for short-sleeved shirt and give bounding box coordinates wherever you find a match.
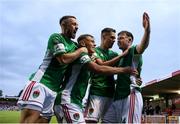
[61,53,92,108]
[29,33,78,92]
[90,47,119,98]
[114,45,142,100]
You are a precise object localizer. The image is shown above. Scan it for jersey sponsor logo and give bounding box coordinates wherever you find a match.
[54,43,65,52]
[73,113,80,120]
[32,90,40,98]
[88,108,94,115]
[80,55,90,64]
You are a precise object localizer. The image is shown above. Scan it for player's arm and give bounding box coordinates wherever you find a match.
[136,12,151,54]
[87,61,138,75]
[95,48,130,66]
[49,34,88,64]
[56,47,88,64]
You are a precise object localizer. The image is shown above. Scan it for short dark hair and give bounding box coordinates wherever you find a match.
[101,27,116,35]
[118,30,134,41]
[77,34,94,43]
[59,15,76,25]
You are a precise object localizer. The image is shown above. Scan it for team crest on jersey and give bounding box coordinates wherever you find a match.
[32,90,40,98]
[73,113,80,120]
[89,108,94,115]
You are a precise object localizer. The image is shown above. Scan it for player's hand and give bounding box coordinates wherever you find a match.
[120,46,130,57]
[143,12,150,33]
[136,77,142,86]
[79,47,88,53]
[123,67,138,75]
[131,68,138,76]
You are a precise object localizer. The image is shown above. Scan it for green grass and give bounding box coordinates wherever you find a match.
[0,111,57,123]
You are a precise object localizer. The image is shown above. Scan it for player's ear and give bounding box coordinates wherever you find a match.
[61,20,66,27]
[101,33,106,40]
[128,37,132,41]
[79,40,86,47]
[128,37,133,44]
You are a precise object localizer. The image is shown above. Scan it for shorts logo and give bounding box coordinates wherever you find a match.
[32,90,40,98]
[73,113,80,120]
[89,108,94,115]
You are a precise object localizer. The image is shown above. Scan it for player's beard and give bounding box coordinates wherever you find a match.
[68,29,77,39]
[117,42,123,50]
[108,42,114,48]
[71,31,76,39]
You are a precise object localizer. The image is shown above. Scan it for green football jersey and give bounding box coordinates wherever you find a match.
[61,53,92,108]
[114,45,142,100]
[90,47,118,97]
[29,33,78,92]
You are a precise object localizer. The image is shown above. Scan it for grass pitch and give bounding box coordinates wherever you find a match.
[0,111,57,123]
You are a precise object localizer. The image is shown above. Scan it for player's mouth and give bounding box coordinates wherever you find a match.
[73,28,78,35]
[92,46,95,49]
[71,29,77,38]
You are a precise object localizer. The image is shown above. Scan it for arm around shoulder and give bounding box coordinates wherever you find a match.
[87,61,136,75]
[56,47,88,64]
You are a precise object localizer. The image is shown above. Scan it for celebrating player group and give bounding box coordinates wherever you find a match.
[17,12,150,123]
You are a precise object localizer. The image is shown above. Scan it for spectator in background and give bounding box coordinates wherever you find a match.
[155,104,161,114]
[166,107,172,116]
[149,105,154,115]
[171,104,176,112]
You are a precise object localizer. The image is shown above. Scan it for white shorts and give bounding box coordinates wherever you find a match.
[17,81,57,117]
[61,103,85,123]
[84,95,113,122]
[53,105,64,123]
[103,89,143,123]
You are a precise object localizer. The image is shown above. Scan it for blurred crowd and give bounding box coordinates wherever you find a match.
[0,100,19,111]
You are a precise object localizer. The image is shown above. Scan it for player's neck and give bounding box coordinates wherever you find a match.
[61,33,71,40]
[100,44,108,51]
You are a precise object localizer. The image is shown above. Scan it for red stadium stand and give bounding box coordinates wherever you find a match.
[141,70,180,123]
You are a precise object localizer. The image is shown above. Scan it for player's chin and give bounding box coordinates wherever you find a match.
[109,44,113,48]
[91,48,95,53]
[89,50,95,55]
